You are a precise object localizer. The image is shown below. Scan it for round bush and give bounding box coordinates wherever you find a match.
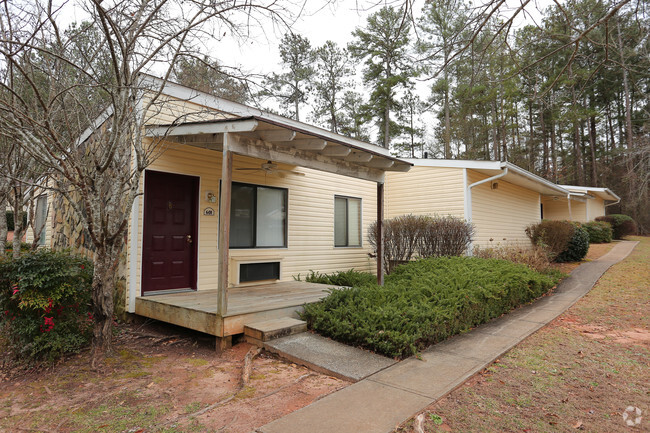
[555,224,590,262]
[0,249,93,361]
[583,221,613,243]
[595,214,638,239]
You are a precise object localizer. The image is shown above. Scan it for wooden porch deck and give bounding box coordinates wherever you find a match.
[134,281,334,337]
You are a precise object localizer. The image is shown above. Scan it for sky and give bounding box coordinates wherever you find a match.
[58,0,551,147]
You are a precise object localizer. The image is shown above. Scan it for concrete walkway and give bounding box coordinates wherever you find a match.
[258,241,638,433]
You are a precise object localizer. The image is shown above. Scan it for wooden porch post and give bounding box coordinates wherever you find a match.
[217,133,233,318]
[377,182,384,285]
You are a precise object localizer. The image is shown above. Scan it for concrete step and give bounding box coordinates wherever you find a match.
[244,317,307,343]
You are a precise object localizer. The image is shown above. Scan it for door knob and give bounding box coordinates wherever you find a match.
[186,234,192,244]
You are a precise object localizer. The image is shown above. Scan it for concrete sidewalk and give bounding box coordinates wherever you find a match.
[257,241,638,433]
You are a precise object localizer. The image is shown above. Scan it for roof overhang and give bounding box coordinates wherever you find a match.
[559,185,621,202]
[403,159,569,196]
[145,116,411,184]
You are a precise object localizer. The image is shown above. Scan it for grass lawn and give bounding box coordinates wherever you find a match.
[395,237,649,433]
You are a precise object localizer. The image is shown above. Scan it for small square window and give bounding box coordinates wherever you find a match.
[334,196,361,247]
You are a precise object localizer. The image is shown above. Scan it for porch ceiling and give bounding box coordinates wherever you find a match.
[145,116,411,183]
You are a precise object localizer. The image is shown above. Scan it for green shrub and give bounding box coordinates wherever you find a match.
[368,214,474,274]
[0,249,93,361]
[525,220,574,258]
[5,242,31,255]
[555,223,590,263]
[301,269,377,288]
[583,221,613,243]
[595,214,638,239]
[301,257,560,359]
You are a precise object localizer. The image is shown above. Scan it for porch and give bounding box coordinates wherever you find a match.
[134,281,335,338]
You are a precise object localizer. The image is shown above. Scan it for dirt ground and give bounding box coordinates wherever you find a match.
[0,321,347,432]
[550,241,616,274]
[395,237,649,433]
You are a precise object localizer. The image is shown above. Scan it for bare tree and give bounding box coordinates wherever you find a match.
[0,0,292,364]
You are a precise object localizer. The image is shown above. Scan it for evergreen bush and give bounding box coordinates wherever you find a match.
[555,223,590,262]
[595,214,637,239]
[583,221,613,243]
[0,249,93,361]
[301,257,560,359]
[302,269,376,287]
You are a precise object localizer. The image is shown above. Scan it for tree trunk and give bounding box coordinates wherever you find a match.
[589,112,598,186]
[540,104,547,176]
[617,21,633,151]
[550,116,557,183]
[0,195,7,254]
[528,100,534,171]
[91,245,118,366]
[12,188,24,259]
[383,61,391,149]
[443,56,451,159]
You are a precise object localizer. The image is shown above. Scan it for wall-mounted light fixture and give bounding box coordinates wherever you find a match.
[206,191,217,203]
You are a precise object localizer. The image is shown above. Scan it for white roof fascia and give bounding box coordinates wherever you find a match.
[403,158,503,170]
[140,74,398,160]
[559,185,621,202]
[76,106,114,146]
[502,162,569,196]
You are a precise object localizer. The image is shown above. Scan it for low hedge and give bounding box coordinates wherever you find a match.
[595,214,637,239]
[583,221,613,243]
[301,257,560,359]
[302,269,376,288]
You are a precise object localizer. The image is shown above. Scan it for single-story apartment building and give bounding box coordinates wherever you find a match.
[540,185,621,222]
[34,75,412,347]
[385,159,572,249]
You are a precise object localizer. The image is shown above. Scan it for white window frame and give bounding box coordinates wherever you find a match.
[334,195,362,248]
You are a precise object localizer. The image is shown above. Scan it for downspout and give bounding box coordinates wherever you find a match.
[465,166,509,255]
[567,194,573,220]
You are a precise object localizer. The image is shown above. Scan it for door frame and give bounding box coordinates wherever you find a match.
[141,169,200,295]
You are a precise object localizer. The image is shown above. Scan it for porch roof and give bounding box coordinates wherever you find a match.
[145,116,411,184]
[559,185,621,202]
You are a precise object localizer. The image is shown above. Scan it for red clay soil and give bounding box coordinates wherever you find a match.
[0,320,347,433]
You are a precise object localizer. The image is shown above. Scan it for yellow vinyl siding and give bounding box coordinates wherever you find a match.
[468,170,541,247]
[541,198,572,220]
[586,197,606,221]
[143,94,235,126]
[385,166,465,219]
[127,142,377,300]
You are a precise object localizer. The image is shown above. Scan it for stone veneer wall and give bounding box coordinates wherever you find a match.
[51,191,129,317]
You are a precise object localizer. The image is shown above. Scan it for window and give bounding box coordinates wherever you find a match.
[230,182,287,248]
[334,196,361,247]
[34,194,47,246]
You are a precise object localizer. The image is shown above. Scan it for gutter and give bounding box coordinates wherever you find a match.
[605,192,621,207]
[465,166,509,255]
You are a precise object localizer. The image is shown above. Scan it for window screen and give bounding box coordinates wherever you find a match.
[334,196,362,247]
[229,182,287,248]
[34,194,47,246]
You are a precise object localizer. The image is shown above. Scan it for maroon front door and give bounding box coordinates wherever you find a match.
[141,170,198,294]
